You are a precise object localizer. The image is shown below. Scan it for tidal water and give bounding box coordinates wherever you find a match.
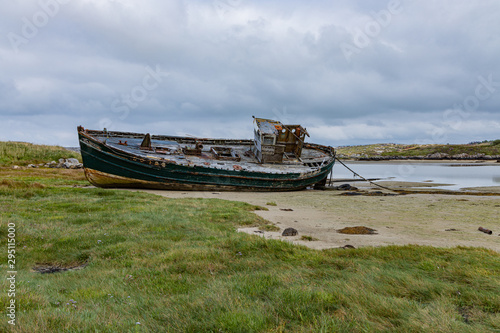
[332,161,500,190]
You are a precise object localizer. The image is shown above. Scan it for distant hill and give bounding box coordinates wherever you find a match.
[0,141,81,166]
[336,140,500,160]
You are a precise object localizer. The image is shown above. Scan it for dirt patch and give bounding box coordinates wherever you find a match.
[337,226,378,235]
[340,191,397,196]
[32,262,88,274]
[0,179,45,189]
[137,186,500,251]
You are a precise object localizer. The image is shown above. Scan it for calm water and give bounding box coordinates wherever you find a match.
[332,162,500,190]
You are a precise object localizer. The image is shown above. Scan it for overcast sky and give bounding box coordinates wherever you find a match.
[1,0,499,147]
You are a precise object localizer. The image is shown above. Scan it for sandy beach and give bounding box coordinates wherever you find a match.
[135,181,500,252]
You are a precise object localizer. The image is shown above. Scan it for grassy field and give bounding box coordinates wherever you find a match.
[1,167,499,332]
[1,142,500,332]
[0,141,80,166]
[336,141,500,158]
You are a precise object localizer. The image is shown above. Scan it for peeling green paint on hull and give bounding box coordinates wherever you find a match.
[78,129,335,191]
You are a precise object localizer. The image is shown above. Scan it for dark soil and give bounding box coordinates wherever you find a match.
[337,226,378,235]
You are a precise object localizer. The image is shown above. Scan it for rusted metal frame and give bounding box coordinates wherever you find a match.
[478,227,493,234]
[276,124,308,157]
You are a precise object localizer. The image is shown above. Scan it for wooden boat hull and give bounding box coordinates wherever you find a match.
[78,128,335,191]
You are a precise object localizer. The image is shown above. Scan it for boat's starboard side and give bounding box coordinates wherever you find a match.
[78,126,335,191]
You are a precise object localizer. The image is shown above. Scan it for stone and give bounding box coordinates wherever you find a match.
[62,162,72,169]
[426,152,449,159]
[336,184,358,191]
[452,153,469,159]
[282,227,298,236]
[341,192,363,196]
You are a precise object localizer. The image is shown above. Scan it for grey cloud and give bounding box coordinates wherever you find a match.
[1,0,499,146]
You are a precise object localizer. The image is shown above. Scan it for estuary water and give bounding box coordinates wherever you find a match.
[332,161,500,190]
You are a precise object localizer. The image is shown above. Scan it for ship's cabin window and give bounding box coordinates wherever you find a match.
[262,135,275,145]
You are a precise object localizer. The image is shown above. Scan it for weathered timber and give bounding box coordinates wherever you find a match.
[77,118,336,191]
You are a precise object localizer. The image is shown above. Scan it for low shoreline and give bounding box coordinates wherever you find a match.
[137,181,500,253]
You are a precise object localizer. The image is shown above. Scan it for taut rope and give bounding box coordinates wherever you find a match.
[334,157,396,192]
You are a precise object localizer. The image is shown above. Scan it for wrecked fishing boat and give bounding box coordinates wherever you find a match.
[77,117,335,191]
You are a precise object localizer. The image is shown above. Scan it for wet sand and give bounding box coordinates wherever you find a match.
[136,182,500,252]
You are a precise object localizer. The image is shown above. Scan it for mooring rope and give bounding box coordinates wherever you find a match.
[334,157,397,192]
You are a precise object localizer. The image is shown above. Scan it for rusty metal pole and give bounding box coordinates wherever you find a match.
[478,227,493,235]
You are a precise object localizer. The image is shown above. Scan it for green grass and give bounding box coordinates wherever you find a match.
[300,235,319,241]
[0,141,81,166]
[1,170,499,332]
[0,168,88,188]
[382,143,500,157]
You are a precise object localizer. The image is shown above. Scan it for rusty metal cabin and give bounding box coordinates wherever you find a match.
[252,118,309,163]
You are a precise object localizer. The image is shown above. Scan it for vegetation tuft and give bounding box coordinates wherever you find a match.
[300,235,318,241]
[0,158,499,332]
[338,226,378,235]
[0,141,81,166]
